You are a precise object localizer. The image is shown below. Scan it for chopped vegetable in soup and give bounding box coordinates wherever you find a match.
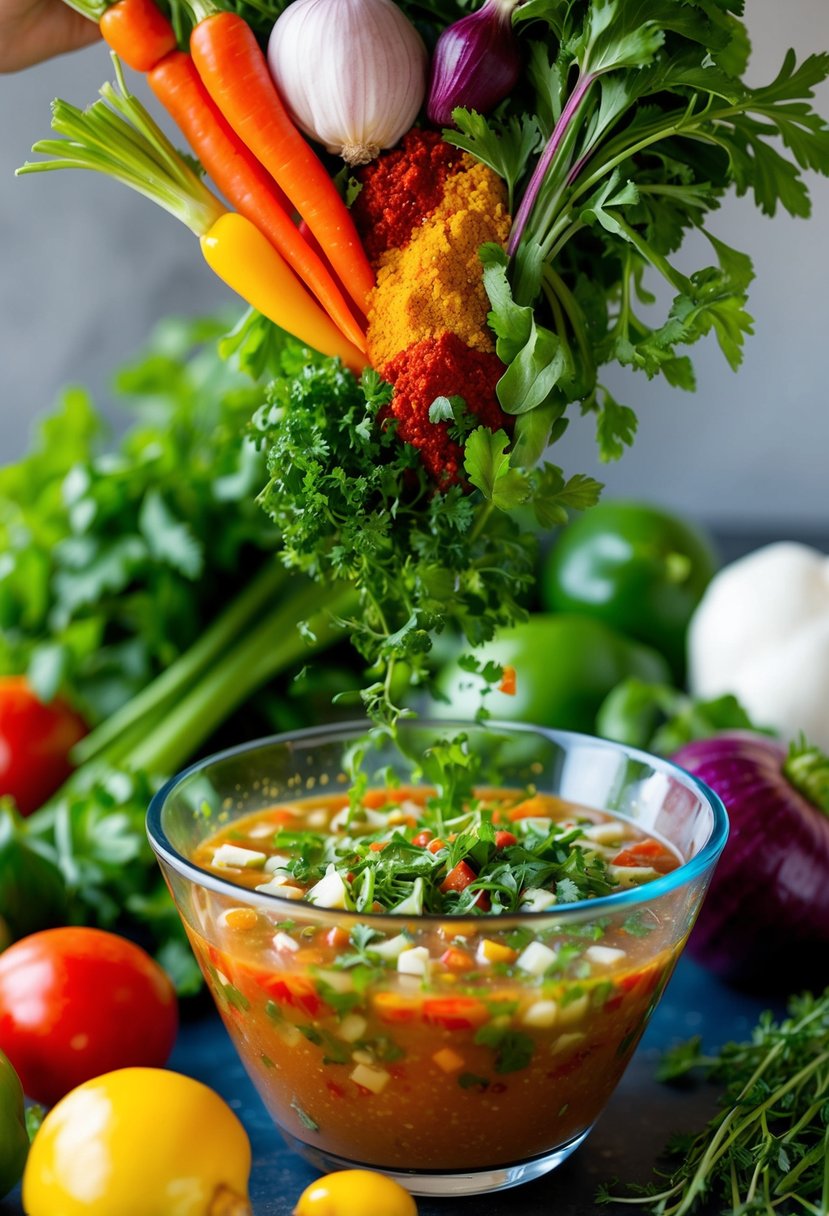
[195,787,680,915]
[182,790,685,1170]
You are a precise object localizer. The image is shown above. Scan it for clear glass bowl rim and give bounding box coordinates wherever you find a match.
[146,718,729,923]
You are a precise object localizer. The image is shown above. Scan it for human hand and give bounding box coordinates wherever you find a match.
[0,0,101,72]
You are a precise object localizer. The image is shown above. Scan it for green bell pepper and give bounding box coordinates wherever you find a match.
[541,500,717,680]
[0,1049,28,1197]
[434,613,671,734]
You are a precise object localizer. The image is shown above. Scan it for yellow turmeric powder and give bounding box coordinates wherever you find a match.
[366,159,510,370]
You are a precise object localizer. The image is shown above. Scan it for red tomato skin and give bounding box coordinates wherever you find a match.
[0,927,178,1105]
[0,677,87,816]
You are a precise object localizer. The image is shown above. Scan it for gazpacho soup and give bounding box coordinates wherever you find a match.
[183,784,689,1171]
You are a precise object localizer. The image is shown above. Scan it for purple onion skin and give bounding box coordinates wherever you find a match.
[426,0,521,128]
[673,732,829,994]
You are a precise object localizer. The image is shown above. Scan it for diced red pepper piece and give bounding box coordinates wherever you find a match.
[422,996,489,1030]
[427,837,447,854]
[255,973,328,1018]
[412,829,434,847]
[494,830,518,849]
[439,946,476,972]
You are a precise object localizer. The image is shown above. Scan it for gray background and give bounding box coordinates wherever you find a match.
[0,0,827,527]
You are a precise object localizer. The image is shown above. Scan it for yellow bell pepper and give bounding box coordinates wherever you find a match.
[22,1067,251,1216]
[201,213,367,375]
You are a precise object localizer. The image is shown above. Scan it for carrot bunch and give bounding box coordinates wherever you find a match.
[95,0,373,364]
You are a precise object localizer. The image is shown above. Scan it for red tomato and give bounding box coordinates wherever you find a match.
[0,677,87,816]
[0,927,178,1105]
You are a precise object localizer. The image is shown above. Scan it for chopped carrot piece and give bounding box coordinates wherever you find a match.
[222,907,258,932]
[439,946,475,972]
[499,664,517,695]
[433,1047,465,1073]
[507,796,550,822]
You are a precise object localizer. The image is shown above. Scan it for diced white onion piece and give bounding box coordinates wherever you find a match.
[273,931,299,953]
[516,941,558,976]
[397,946,431,976]
[551,1031,586,1055]
[338,1014,367,1043]
[329,805,388,832]
[306,809,330,829]
[521,999,559,1029]
[350,1063,390,1094]
[212,843,267,869]
[367,933,412,961]
[391,877,424,916]
[586,945,627,967]
[519,888,557,913]
[351,1048,374,1065]
[248,822,277,839]
[608,864,660,887]
[306,864,350,910]
[581,822,627,844]
[256,875,302,896]
[264,854,293,873]
[557,994,589,1028]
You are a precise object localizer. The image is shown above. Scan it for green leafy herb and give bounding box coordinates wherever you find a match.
[600,989,829,1215]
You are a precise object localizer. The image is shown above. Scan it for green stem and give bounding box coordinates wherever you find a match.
[783,737,829,815]
[72,561,289,766]
[130,582,358,775]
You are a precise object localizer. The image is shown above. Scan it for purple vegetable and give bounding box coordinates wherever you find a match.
[426,0,521,128]
[673,732,829,994]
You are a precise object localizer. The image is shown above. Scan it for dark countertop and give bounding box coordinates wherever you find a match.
[1,953,783,1216]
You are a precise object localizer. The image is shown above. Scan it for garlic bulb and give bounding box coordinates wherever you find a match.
[267,0,428,167]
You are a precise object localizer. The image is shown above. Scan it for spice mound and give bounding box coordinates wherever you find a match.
[356,129,512,486]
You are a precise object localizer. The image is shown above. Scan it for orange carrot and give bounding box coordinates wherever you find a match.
[148,53,367,352]
[189,10,375,315]
[99,0,177,72]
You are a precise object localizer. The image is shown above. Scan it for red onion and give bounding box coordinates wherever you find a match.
[673,732,829,994]
[426,0,522,128]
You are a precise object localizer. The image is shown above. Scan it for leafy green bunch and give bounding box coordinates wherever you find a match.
[448,0,829,462]
[0,314,272,723]
[249,318,568,725]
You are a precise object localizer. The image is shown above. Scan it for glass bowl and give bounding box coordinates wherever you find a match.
[147,720,727,1197]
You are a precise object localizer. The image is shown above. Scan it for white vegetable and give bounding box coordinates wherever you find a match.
[305,864,351,909]
[516,940,557,976]
[267,0,427,166]
[688,542,829,749]
[211,843,266,869]
[397,945,431,976]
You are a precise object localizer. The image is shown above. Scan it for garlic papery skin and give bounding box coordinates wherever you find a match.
[267,0,428,166]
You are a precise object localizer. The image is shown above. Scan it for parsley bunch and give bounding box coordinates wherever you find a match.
[601,989,829,1215]
[250,325,579,725]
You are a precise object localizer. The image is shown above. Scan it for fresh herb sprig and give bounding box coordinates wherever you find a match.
[447,0,829,462]
[600,989,829,1215]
